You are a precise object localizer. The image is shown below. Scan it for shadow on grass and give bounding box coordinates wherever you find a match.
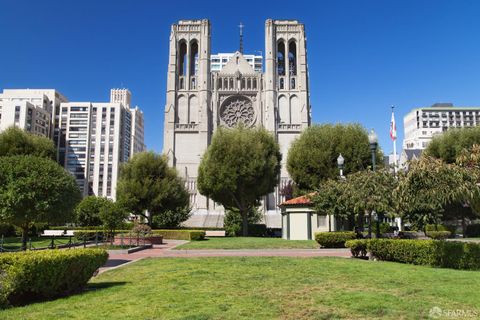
[8,281,128,308]
[103,259,132,268]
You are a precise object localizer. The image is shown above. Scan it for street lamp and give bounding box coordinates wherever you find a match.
[368,129,378,171]
[337,154,345,178]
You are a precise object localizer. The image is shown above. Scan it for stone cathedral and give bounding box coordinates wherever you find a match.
[163,19,311,228]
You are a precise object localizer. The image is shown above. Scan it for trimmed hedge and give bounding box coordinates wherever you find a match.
[345,239,368,258]
[426,231,451,240]
[152,229,205,241]
[0,248,107,307]
[367,239,480,270]
[314,232,356,248]
[465,224,480,238]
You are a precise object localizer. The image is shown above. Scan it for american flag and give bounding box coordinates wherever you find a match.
[390,110,397,141]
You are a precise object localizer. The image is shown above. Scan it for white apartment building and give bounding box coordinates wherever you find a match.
[211,53,263,72]
[403,103,480,150]
[59,89,145,199]
[0,100,51,136]
[0,89,67,140]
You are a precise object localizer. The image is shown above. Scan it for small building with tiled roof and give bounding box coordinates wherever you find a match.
[279,193,338,240]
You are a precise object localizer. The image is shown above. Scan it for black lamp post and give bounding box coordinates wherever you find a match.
[368,129,378,171]
[368,129,380,238]
[337,154,344,178]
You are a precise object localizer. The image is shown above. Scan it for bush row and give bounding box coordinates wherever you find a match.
[0,248,107,308]
[345,239,480,270]
[71,229,205,241]
[426,231,451,240]
[314,232,357,248]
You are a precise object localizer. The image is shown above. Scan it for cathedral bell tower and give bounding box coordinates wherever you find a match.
[265,19,311,188]
[163,19,211,209]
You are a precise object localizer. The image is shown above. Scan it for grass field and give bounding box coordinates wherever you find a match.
[174,237,319,250]
[1,257,479,319]
[1,237,72,250]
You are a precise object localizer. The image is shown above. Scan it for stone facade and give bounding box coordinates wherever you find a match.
[163,19,311,227]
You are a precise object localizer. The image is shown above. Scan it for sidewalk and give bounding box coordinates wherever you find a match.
[99,240,351,273]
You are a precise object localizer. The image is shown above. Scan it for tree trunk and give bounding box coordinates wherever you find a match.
[328,214,332,232]
[367,211,372,238]
[461,216,467,238]
[241,209,248,237]
[21,225,29,251]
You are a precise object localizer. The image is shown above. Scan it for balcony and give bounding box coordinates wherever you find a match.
[277,123,301,132]
[174,123,199,132]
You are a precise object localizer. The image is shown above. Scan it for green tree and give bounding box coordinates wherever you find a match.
[0,155,81,250]
[116,151,190,226]
[0,127,55,159]
[395,157,468,233]
[347,169,397,237]
[424,126,480,163]
[75,196,108,227]
[152,207,191,229]
[287,123,382,191]
[312,179,351,232]
[99,199,128,241]
[197,126,281,236]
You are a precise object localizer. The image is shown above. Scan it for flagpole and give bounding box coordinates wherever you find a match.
[391,106,398,175]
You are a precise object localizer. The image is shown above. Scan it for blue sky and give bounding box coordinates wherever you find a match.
[1,0,480,155]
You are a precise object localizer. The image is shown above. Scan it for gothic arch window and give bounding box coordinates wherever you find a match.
[218,78,222,90]
[247,78,251,90]
[178,41,187,76]
[278,95,289,124]
[288,40,297,76]
[176,95,188,123]
[229,78,234,90]
[253,78,257,89]
[189,95,198,123]
[224,78,228,90]
[241,78,245,90]
[277,40,286,76]
[190,40,198,76]
[290,95,300,124]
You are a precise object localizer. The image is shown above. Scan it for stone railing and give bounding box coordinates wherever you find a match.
[277,123,301,132]
[175,123,199,132]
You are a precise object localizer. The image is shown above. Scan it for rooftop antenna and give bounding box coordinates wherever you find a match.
[239,22,244,54]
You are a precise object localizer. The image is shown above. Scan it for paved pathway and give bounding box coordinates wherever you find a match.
[99,240,351,273]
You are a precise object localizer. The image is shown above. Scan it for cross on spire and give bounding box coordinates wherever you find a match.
[239,22,244,54]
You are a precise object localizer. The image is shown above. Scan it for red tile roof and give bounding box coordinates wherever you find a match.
[279,193,315,207]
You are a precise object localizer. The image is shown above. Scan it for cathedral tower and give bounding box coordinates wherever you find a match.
[163,19,211,208]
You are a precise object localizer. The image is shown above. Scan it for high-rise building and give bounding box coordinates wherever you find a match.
[403,103,480,150]
[0,100,51,136]
[58,89,145,199]
[163,19,311,227]
[0,89,68,141]
[211,53,263,72]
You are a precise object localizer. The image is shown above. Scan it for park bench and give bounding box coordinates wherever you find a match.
[205,230,226,237]
[41,230,65,237]
[41,230,66,249]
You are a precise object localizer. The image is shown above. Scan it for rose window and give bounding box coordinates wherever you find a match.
[220,97,255,128]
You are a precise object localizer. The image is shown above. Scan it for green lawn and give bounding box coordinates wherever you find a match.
[1,237,72,251]
[2,257,479,319]
[174,236,319,249]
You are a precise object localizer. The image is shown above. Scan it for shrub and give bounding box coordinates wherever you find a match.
[367,239,480,270]
[465,224,480,238]
[0,248,107,307]
[370,222,394,235]
[131,223,152,235]
[151,229,205,241]
[426,231,451,240]
[0,223,16,237]
[223,208,262,237]
[247,224,267,237]
[152,208,192,229]
[314,231,356,248]
[345,239,368,258]
[426,224,457,235]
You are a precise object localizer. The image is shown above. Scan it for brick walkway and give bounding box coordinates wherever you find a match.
[99,240,351,273]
